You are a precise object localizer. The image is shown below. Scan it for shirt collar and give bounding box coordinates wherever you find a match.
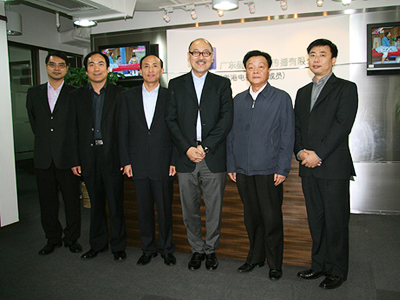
[191,70,208,82]
[142,83,160,95]
[312,72,333,86]
[249,82,268,100]
[47,81,64,92]
[89,82,108,94]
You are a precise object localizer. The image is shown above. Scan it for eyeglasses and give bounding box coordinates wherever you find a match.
[189,50,213,58]
[47,62,67,69]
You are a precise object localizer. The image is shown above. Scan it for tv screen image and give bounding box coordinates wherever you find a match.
[99,42,149,77]
[367,22,400,73]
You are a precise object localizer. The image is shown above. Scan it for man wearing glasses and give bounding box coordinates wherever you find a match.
[26,51,81,255]
[165,38,233,271]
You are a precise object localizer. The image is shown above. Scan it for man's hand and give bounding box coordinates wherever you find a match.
[301,150,322,168]
[123,165,133,177]
[228,172,237,183]
[71,166,81,177]
[186,146,205,163]
[169,165,176,177]
[274,174,286,186]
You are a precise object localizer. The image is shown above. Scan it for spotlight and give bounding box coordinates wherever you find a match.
[316,0,324,7]
[163,11,171,23]
[280,1,288,11]
[217,9,224,17]
[212,0,239,11]
[73,19,97,27]
[190,9,198,20]
[248,2,255,14]
[342,0,351,5]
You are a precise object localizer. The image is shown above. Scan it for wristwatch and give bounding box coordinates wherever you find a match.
[203,146,209,154]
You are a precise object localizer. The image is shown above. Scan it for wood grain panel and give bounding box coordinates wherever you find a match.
[122,155,312,267]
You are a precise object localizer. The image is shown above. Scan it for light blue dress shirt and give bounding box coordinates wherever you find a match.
[142,83,160,129]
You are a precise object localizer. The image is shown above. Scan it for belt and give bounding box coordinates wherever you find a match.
[94,139,103,146]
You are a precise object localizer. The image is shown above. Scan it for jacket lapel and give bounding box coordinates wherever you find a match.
[133,87,148,129]
[40,84,51,115]
[52,83,67,114]
[183,72,198,105]
[150,87,165,130]
[312,74,337,111]
[102,83,114,122]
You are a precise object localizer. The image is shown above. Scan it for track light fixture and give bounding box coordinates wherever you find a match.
[163,10,171,23]
[190,9,198,20]
[217,9,224,17]
[316,0,324,7]
[280,0,288,11]
[245,1,255,14]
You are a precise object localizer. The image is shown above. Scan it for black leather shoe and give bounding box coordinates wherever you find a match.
[137,252,157,265]
[64,241,82,253]
[237,262,265,273]
[113,251,127,261]
[81,246,108,259]
[161,253,176,266]
[38,242,62,255]
[297,269,325,280]
[188,252,205,270]
[319,275,344,289]
[269,269,282,281]
[205,253,218,270]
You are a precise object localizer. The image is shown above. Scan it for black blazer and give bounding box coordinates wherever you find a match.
[70,83,124,177]
[26,82,76,169]
[118,86,174,181]
[165,71,233,173]
[294,74,358,180]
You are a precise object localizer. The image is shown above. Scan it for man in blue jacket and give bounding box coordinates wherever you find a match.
[227,50,294,281]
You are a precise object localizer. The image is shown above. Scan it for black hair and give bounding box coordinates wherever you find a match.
[140,54,164,69]
[45,51,68,65]
[242,50,272,68]
[307,38,338,58]
[83,51,109,70]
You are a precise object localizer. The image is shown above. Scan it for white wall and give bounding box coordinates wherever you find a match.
[0,4,18,227]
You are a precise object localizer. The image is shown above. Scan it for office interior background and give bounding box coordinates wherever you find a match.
[0,1,399,299]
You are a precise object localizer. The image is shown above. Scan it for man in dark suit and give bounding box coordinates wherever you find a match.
[70,51,127,261]
[119,54,177,266]
[165,38,233,271]
[26,51,81,255]
[294,39,358,289]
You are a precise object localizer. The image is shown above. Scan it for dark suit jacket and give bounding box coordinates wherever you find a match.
[294,73,358,180]
[165,71,233,173]
[70,83,124,177]
[118,86,174,181]
[26,82,76,169]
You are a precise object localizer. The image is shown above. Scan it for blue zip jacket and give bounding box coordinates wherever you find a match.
[227,83,294,177]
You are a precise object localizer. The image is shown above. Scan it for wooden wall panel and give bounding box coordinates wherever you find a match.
[122,155,312,267]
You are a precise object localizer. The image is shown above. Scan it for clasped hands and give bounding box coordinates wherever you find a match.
[299,149,322,168]
[186,145,206,163]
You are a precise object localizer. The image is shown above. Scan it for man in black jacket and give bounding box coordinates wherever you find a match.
[165,38,233,271]
[70,51,127,261]
[26,51,81,255]
[119,54,176,266]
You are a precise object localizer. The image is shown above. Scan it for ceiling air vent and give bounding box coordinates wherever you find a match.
[28,0,99,12]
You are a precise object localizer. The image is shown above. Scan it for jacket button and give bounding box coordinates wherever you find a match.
[92,128,94,131]
[51,116,53,119]
[90,143,93,147]
[50,128,53,131]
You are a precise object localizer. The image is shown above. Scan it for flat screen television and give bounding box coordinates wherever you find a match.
[367,21,400,74]
[98,42,150,77]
